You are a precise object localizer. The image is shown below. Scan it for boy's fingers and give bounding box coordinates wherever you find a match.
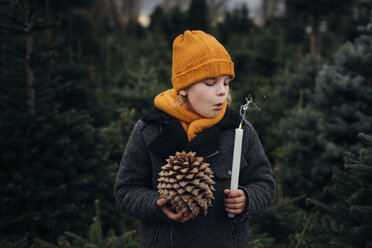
[224,195,245,204]
[229,190,244,197]
[156,198,168,207]
[176,213,194,223]
[174,211,184,219]
[224,189,245,197]
[173,212,194,223]
[159,205,173,217]
[157,199,194,223]
[226,208,244,215]
[225,202,245,209]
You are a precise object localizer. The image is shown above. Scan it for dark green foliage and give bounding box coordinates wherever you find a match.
[148,5,188,45]
[0,70,118,242]
[34,200,140,248]
[187,0,209,31]
[248,231,275,248]
[250,193,307,248]
[0,0,118,242]
[286,0,356,56]
[102,107,138,166]
[217,4,254,44]
[225,28,286,161]
[277,55,323,108]
[110,56,168,115]
[286,0,355,17]
[277,108,325,196]
[149,6,168,34]
[278,17,372,198]
[0,236,28,248]
[297,133,372,247]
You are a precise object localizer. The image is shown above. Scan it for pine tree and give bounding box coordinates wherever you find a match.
[277,55,323,108]
[217,3,254,44]
[286,0,356,56]
[33,200,140,248]
[187,0,209,31]
[296,133,372,247]
[248,170,308,248]
[0,0,118,242]
[278,14,372,198]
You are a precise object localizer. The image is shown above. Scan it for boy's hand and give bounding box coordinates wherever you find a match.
[156,198,194,223]
[224,189,246,215]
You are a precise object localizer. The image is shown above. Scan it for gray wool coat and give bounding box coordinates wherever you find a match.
[114,107,275,248]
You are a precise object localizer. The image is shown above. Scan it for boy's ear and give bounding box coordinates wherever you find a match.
[179,89,187,96]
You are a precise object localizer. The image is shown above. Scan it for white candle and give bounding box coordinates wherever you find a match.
[228,127,243,218]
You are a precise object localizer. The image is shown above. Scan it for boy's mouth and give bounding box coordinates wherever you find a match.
[214,103,223,110]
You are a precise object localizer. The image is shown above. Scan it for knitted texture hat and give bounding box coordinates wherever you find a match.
[171,30,235,92]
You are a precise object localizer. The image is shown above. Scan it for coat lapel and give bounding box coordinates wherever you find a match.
[142,107,241,161]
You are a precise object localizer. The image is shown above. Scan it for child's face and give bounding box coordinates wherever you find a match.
[185,75,230,118]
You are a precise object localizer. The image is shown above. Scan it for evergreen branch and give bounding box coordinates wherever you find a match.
[94,199,103,247]
[29,23,58,33]
[346,189,370,205]
[350,224,369,238]
[344,163,371,172]
[1,12,25,27]
[3,48,25,60]
[295,232,319,247]
[56,236,72,248]
[82,245,97,248]
[0,23,25,33]
[6,237,28,248]
[358,133,372,143]
[328,240,347,247]
[331,166,359,186]
[295,207,315,248]
[307,198,334,213]
[267,194,306,210]
[307,198,355,222]
[63,232,90,245]
[33,238,60,248]
[324,186,348,201]
[343,152,360,165]
[350,205,372,214]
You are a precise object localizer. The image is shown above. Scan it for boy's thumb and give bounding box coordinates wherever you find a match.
[156,198,168,207]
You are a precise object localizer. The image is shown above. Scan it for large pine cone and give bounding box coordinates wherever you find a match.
[157,151,216,217]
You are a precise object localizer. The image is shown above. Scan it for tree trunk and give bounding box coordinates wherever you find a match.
[45,0,51,44]
[67,3,73,63]
[25,0,36,115]
[109,0,121,29]
[260,0,269,27]
[207,0,227,26]
[298,89,304,108]
[310,16,321,57]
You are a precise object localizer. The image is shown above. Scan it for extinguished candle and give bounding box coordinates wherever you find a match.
[228,124,244,218]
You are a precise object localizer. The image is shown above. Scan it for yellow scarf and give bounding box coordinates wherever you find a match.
[154,89,227,141]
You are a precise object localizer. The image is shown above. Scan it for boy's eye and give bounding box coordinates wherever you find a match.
[224,81,230,86]
[204,80,215,86]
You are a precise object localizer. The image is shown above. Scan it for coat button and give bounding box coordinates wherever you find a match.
[228,170,232,176]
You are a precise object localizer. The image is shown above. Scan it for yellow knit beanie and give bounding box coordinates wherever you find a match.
[171,30,235,92]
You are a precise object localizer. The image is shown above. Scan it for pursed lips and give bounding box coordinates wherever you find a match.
[213,102,224,110]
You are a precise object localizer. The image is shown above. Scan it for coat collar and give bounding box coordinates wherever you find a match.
[142,106,241,161]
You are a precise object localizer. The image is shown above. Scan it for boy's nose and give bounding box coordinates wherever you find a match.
[216,82,227,96]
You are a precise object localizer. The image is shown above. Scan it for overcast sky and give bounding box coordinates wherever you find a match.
[140,0,261,17]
